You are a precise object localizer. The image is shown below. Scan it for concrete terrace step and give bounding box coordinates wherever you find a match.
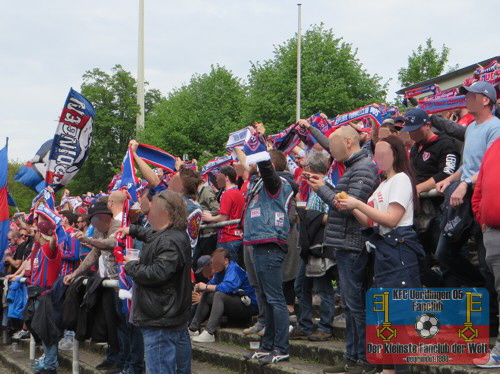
[213,328,498,374]
[192,339,327,374]
[8,337,102,374]
[216,328,345,366]
[0,345,72,374]
[5,336,235,374]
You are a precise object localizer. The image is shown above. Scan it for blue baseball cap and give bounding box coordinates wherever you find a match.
[401,108,430,132]
[459,81,497,103]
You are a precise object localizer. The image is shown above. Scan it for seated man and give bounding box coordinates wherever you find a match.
[189,249,258,343]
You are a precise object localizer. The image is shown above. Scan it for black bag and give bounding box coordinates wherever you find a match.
[440,181,474,242]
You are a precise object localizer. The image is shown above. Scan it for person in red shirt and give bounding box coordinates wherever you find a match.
[472,137,500,368]
[457,108,475,127]
[202,165,245,263]
[28,219,62,374]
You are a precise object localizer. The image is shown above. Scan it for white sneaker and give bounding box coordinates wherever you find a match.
[474,352,500,368]
[188,329,199,338]
[243,324,264,335]
[192,330,215,343]
[13,330,30,340]
[58,338,73,351]
[257,327,266,337]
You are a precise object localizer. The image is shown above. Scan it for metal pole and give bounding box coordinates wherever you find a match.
[72,338,80,374]
[296,4,302,122]
[136,0,145,132]
[29,334,35,360]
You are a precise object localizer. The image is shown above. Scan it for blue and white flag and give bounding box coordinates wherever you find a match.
[45,88,95,192]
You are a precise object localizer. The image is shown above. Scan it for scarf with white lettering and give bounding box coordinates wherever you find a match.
[418,96,466,114]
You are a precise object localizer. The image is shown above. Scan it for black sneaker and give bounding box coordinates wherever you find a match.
[243,348,272,360]
[349,362,377,374]
[289,328,310,340]
[258,350,290,365]
[96,360,115,370]
[323,358,357,374]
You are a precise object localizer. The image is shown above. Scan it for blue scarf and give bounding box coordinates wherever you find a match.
[243,133,270,164]
[136,143,177,172]
[333,105,382,127]
[418,96,466,114]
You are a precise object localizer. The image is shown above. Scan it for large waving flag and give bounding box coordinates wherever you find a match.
[136,143,177,172]
[0,139,9,273]
[14,139,52,193]
[45,88,95,192]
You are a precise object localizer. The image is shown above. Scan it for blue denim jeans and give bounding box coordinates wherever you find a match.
[335,249,370,364]
[123,315,145,373]
[217,240,242,263]
[253,244,289,354]
[296,262,334,334]
[107,292,128,367]
[141,327,191,374]
[41,342,58,370]
[34,301,58,370]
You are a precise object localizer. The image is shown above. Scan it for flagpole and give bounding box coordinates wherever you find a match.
[296,4,302,122]
[136,0,145,133]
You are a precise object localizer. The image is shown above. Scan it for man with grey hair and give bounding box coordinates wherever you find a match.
[293,150,335,342]
[306,126,379,374]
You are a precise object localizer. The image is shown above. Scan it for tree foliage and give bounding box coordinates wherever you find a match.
[244,24,387,133]
[7,161,36,214]
[398,38,450,87]
[140,65,246,160]
[67,65,163,195]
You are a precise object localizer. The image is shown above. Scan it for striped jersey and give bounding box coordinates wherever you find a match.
[60,226,81,277]
[30,242,62,289]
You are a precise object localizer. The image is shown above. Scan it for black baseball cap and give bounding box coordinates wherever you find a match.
[195,255,212,274]
[393,116,405,128]
[86,201,112,220]
[459,81,497,103]
[401,108,430,132]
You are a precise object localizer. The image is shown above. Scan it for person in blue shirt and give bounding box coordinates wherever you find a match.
[189,248,257,343]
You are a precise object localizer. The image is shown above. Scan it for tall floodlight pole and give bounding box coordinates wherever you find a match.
[136,0,145,132]
[296,4,302,122]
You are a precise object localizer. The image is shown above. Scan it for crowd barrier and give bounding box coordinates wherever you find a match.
[0,276,119,374]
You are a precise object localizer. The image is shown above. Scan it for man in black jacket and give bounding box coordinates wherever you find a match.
[118,190,192,374]
[307,125,379,374]
[401,108,460,287]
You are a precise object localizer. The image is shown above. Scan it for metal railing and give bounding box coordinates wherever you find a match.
[0,276,119,374]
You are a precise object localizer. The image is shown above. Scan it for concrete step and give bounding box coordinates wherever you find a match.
[212,328,497,374]
[4,336,234,374]
[192,339,328,374]
[0,344,72,374]
[216,328,344,366]
[7,337,102,374]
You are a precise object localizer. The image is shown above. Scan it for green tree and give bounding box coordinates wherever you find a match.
[67,65,163,194]
[245,24,387,133]
[7,161,36,214]
[398,38,450,87]
[141,65,246,160]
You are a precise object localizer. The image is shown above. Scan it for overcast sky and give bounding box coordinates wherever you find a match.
[1,0,498,161]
